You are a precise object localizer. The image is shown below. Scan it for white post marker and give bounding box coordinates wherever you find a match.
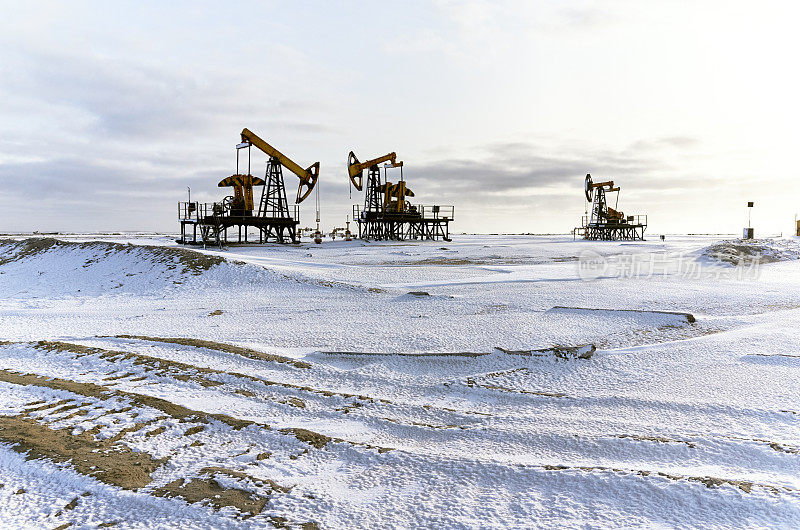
[743,201,754,239]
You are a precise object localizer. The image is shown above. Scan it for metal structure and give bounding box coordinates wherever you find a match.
[577,174,646,241]
[743,201,754,239]
[178,129,319,247]
[348,151,453,241]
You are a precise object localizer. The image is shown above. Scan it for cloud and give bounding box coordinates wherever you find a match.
[383,138,730,228]
[0,44,333,151]
[627,136,700,153]
[0,40,343,230]
[0,156,221,202]
[556,6,615,29]
[1,3,785,235]
[404,141,661,196]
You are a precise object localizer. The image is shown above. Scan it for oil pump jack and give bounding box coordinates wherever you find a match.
[586,174,623,224]
[177,128,319,246]
[348,151,407,218]
[579,173,647,241]
[348,150,453,241]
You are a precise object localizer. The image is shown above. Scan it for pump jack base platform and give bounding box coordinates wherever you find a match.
[357,213,451,242]
[179,215,300,246]
[582,222,646,241]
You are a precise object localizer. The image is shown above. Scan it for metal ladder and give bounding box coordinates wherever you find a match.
[200,200,227,250]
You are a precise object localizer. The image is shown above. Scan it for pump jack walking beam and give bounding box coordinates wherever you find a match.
[347,151,402,191]
[239,128,319,203]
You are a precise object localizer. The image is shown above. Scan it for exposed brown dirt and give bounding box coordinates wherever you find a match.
[104,372,135,382]
[0,370,109,398]
[0,414,165,490]
[34,341,226,389]
[279,428,331,449]
[0,238,59,266]
[114,335,311,369]
[539,463,786,494]
[183,425,204,436]
[24,399,74,412]
[154,477,268,518]
[153,467,289,518]
[498,344,596,360]
[769,442,799,454]
[0,361,350,526]
[106,422,149,443]
[464,376,567,398]
[280,397,306,409]
[1,342,377,457]
[200,466,291,493]
[0,368,251,431]
[615,434,697,449]
[382,417,463,430]
[29,339,387,406]
[145,426,166,437]
[323,345,595,359]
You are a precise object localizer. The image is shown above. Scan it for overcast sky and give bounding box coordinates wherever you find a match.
[1,1,798,235]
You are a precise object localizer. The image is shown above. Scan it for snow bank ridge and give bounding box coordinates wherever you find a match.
[0,238,243,298]
[702,238,800,265]
[0,238,225,273]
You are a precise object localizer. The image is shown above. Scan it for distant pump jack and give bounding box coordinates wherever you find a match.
[576,174,647,241]
[347,150,453,241]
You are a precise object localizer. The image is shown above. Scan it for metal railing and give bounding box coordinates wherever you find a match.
[419,205,454,221]
[179,201,299,222]
[260,203,300,221]
[178,201,227,221]
[581,213,646,227]
[352,204,454,221]
[178,201,201,221]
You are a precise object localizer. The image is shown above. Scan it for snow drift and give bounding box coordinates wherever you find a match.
[702,238,800,265]
[2,234,800,528]
[0,238,250,298]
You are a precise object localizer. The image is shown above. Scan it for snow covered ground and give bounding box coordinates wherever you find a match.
[0,234,798,528]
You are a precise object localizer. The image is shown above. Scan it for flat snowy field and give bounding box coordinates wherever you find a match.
[0,234,798,528]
